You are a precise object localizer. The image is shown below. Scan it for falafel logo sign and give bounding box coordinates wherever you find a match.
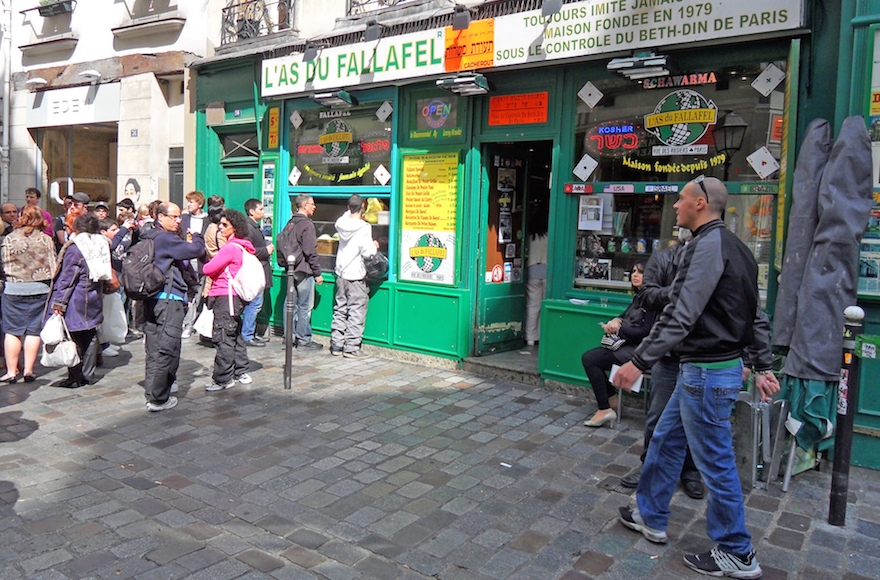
[401,153,459,285]
[319,118,353,163]
[644,89,717,155]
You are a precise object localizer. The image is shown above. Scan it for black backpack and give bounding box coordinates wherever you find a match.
[276,217,304,269]
[121,237,168,300]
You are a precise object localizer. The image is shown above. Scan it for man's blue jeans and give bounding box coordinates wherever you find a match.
[283,275,315,344]
[241,290,263,341]
[637,361,753,555]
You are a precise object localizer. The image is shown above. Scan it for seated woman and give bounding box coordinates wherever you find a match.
[582,262,656,427]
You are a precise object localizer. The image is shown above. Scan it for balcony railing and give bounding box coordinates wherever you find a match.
[347,0,417,16]
[221,0,295,45]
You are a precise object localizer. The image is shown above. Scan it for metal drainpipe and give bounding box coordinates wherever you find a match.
[0,0,10,204]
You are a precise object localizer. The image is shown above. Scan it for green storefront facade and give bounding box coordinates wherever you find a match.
[192,0,880,468]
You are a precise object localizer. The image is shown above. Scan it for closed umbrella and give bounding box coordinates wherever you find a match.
[779,116,873,455]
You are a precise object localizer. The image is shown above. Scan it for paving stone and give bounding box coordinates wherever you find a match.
[236,549,285,572]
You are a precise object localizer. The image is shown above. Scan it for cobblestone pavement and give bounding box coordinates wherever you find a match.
[1,335,879,580]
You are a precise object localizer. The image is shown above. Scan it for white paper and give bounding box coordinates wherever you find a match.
[610,364,642,394]
[376,101,394,122]
[573,154,598,181]
[288,166,302,185]
[289,110,303,129]
[373,164,391,185]
[751,63,785,97]
[577,81,603,109]
[746,146,780,179]
[578,195,604,230]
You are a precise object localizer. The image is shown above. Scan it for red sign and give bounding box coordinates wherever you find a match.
[491,264,503,282]
[584,120,645,158]
[564,183,594,194]
[488,92,548,126]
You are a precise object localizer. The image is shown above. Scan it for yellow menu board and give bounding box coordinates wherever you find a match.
[402,153,458,232]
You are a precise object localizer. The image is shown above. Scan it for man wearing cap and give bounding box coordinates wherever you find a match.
[25,188,53,237]
[94,201,110,221]
[116,197,135,218]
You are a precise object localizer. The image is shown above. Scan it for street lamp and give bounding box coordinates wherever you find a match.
[712,110,748,180]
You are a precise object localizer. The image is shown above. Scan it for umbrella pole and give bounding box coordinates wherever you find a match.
[828,306,864,526]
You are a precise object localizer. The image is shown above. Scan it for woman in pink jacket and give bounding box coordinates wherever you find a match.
[202,209,256,392]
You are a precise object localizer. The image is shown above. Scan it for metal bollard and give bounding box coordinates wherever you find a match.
[283,259,297,390]
[828,306,865,526]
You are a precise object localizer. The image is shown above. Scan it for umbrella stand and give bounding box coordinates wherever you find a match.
[828,307,865,525]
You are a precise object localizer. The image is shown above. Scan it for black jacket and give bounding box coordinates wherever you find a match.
[615,291,657,347]
[631,219,772,371]
[246,218,273,289]
[289,213,321,278]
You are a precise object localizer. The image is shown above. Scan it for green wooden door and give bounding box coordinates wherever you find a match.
[475,142,550,354]
[221,163,259,210]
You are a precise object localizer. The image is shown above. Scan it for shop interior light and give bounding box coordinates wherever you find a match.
[25,76,48,90]
[607,52,674,79]
[452,4,471,31]
[542,0,564,17]
[363,20,386,42]
[436,73,491,96]
[311,90,358,108]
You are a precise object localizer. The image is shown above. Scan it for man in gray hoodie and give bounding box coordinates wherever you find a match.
[331,194,377,358]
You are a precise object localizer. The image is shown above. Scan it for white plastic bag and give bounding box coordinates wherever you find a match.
[40,312,66,346]
[40,316,80,368]
[98,293,127,344]
[193,306,213,338]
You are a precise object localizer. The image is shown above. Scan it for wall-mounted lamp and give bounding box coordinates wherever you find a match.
[311,90,358,109]
[25,76,48,90]
[542,0,563,17]
[303,41,329,63]
[363,20,387,42]
[79,69,101,84]
[712,110,748,180]
[607,52,674,80]
[452,5,471,31]
[436,73,491,96]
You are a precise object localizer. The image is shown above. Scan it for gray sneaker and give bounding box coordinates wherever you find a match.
[205,380,235,392]
[170,380,179,394]
[618,506,668,543]
[683,547,762,579]
[236,373,253,384]
[343,349,370,359]
[146,396,178,412]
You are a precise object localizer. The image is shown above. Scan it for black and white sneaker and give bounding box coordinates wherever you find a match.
[618,506,668,543]
[683,547,762,579]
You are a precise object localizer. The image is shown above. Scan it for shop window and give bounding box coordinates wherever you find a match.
[308,195,390,273]
[570,61,784,294]
[221,132,259,159]
[289,104,393,187]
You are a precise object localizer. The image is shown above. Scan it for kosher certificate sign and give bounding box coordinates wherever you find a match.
[493,0,803,68]
[400,153,459,285]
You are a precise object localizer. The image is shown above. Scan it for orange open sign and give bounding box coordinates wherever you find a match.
[488,92,548,126]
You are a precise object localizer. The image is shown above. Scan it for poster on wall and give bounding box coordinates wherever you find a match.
[578,195,604,230]
[262,162,275,238]
[400,153,458,285]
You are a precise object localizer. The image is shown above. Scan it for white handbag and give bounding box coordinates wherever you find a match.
[40,316,81,368]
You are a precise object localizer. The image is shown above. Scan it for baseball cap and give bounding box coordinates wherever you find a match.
[95,201,110,211]
[71,192,90,204]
